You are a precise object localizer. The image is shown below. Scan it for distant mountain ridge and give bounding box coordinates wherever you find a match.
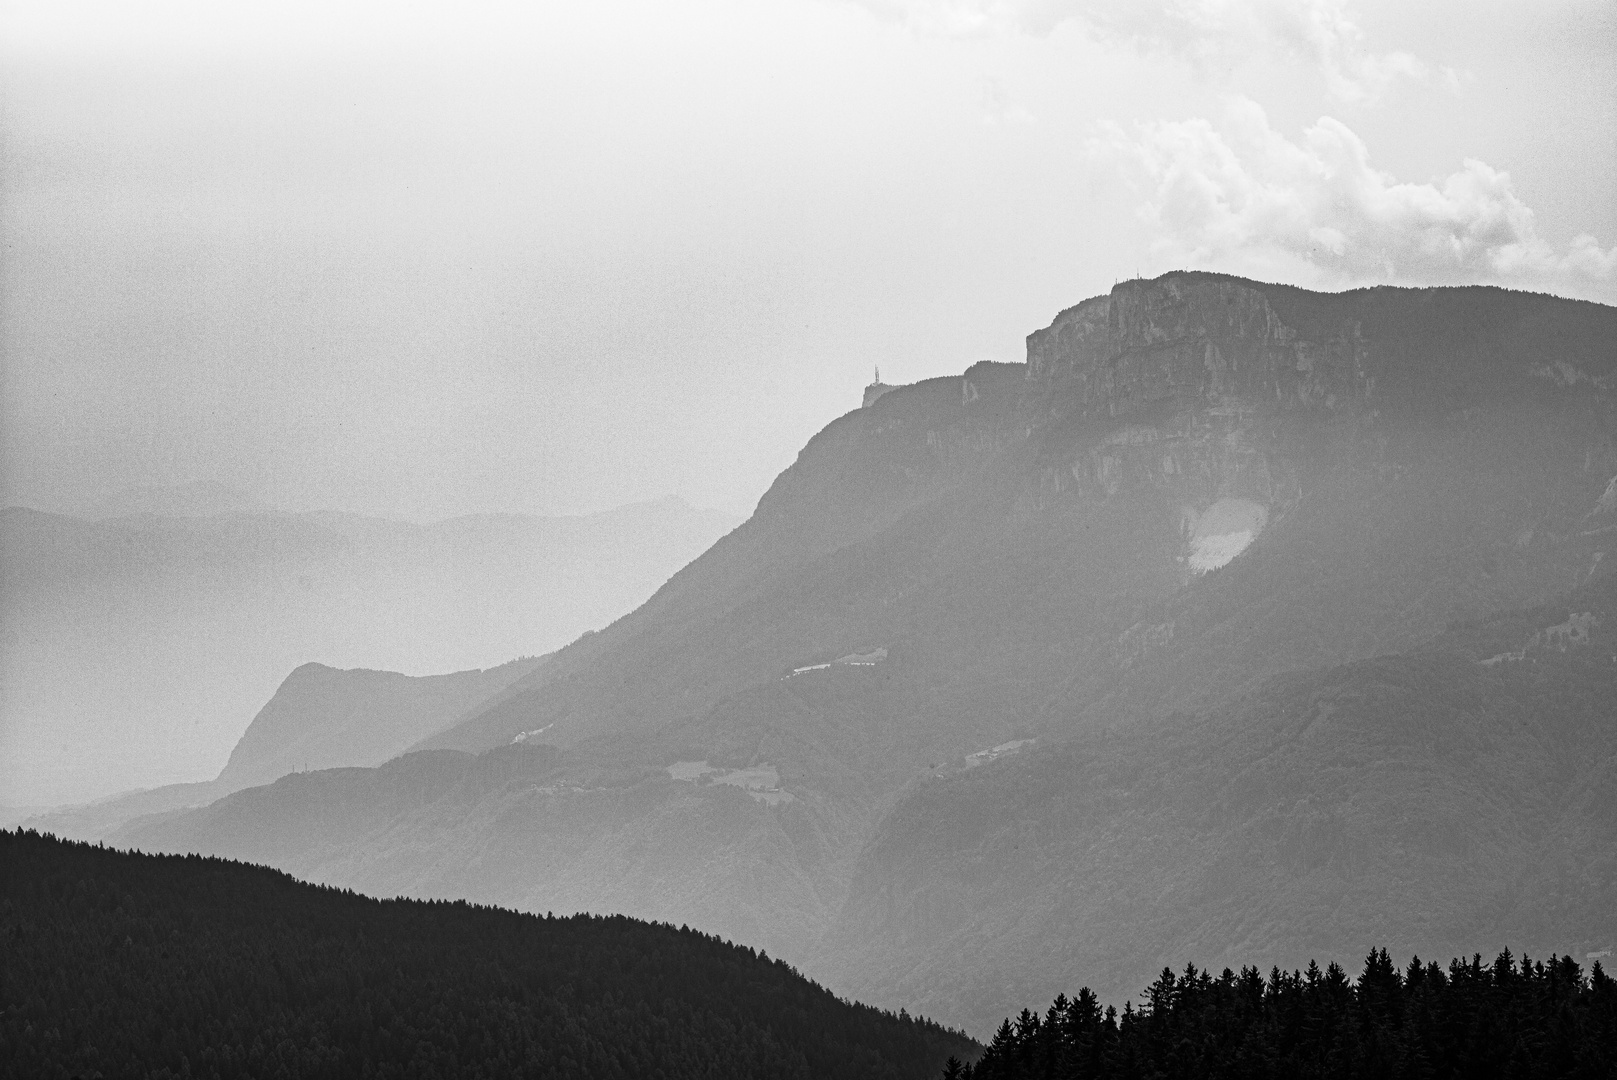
[215,656,546,791]
[2,496,738,806]
[116,273,1617,1034]
[19,658,548,843]
[76,479,281,518]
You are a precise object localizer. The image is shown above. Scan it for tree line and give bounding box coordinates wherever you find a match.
[948,947,1616,1079]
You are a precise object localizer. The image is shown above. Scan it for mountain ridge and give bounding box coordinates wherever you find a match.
[214,654,547,791]
[114,272,1617,1035]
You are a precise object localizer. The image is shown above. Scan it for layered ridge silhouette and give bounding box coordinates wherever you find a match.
[112,273,1617,1033]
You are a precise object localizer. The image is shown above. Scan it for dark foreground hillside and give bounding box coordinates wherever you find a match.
[0,831,973,1080]
[954,949,1617,1079]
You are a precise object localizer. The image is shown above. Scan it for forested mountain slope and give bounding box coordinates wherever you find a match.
[120,274,1617,1034]
[410,360,1032,758]
[0,830,974,1079]
[419,277,1617,758]
[822,573,1617,1032]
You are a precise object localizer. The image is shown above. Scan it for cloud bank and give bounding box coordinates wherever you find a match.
[1091,98,1617,290]
[853,0,1440,102]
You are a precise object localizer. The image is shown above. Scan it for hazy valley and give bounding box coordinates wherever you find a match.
[0,497,738,808]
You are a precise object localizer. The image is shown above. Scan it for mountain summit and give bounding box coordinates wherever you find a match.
[123,273,1617,1034]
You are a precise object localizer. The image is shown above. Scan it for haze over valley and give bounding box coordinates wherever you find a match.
[4,1,1616,1072]
[1,497,737,807]
[21,271,1616,1037]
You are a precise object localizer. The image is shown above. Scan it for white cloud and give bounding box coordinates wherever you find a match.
[852,0,1014,37]
[981,76,1037,125]
[850,0,1437,103]
[1090,97,1617,289]
[1064,0,1433,104]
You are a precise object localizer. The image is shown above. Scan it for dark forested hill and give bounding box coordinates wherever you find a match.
[0,830,974,1079]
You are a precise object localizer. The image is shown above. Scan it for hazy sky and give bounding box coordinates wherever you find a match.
[3,0,1614,521]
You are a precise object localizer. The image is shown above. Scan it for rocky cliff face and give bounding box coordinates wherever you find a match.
[1023,276,1377,547]
[1028,276,1374,419]
[1021,273,1616,572]
[1029,273,1615,435]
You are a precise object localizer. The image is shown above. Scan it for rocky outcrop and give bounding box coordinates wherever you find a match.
[1022,272,1617,521]
[1030,272,1616,427]
[1027,275,1374,424]
[862,380,896,408]
[1024,275,1359,514]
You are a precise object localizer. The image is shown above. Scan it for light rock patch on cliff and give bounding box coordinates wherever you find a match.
[1184,497,1268,572]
